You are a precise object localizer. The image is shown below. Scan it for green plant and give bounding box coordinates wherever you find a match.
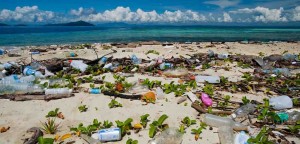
[231,84,238,92]
[220,76,228,85]
[46,108,60,118]
[237,61,251,69]
[142,78,162,89]
[207,107,213,114]
[181,116,196,127]
[257,99,280,123]
[258,52,265,57]
[203,84,214,96]
[70,119,101,136]
[101,120,113,129]
[191,122,207,141]
[116,118,133,136]
[202,63,211,69]
[140,114,150,128]
[293,98,299,106]
[242,96,250,105]
[38,136,54,144]
[178,124,185,133]
[242,72,253,83]
[83,76,94,83]
[287,121,300,134]
[40,118,60,134]
[247,126,273,144]
[149,114,169,138]
[126,138,138,144]
[108,99,123,108]
[78,105,88,112]
[266,76,277,85]
[145,50,160,55]
[218,95,231,109]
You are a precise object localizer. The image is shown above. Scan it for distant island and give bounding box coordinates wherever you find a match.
[15,24,27,26]
[0,23,9,26]
[45,20,94,26]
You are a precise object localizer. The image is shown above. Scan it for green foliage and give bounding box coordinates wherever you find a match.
[145,50,160,55]
[203,84,214,96]
[70,119,101,136]
[178,124,185,133]
[46,108,60,118]
[40,118,60,134]
[257,99,280,123]
[202,63,211,69]
[258,52,265,57]
[38,136,54,144]
[247,126,273,144]
[207,107,213,114]
[242,72,253,82]
[126,138,138,144]
[149,114,169,138]
[220,76,228,85]
[266,76,277,84]
[101,120,113,129]
[242,96,250,105]
[293,98,299,106]
[140,114,150,128]
[287,121,300,134]
[181,116,196,127]
[142,78,162,89]
[231,84,238,92]
[78,105,88,112]
[83,76,94,83]
[108,99,123,108]
[116,118,133,136]
[191,122,207,140]
[218,95,231,109]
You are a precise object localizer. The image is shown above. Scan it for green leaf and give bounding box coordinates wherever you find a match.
[149,125,157,138]
[157,114,168,126]
[38,136,54,144]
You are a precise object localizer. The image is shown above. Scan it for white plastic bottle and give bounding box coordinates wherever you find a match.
[91,128,121,142]
[45,88,72,96]
[201,114,248,131]
[269,95,293,110]
[156,87,164,100]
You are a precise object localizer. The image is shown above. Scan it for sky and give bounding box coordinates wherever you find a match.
[0,0,300,24]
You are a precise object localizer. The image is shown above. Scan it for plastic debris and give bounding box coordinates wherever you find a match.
[89,88,101,94]
[148,127,183,144]
[218,126,234,144]
[231,103,256,119]
[195,75,220,83]
[269,95,293,110]
[201,114,248,131]
[186,92,198,102]
[155,87,164,100]
[234,131,250,144]
[163,68,188,77]
[70,60,88,72]
[201,93,213,106]
[91,128,121,142]
[45,88,72,96]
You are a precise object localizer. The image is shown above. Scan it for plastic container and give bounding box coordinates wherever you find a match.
[234,131,250,144]
[201,93,213,106]
[231,103,256,119]
[148,127,183,144]
[263,68,291,77]
[218,126,234,144]
[99,56,107,66]
[3,63,12,69]
[201,114,248,131]
[69,52,76,57]
[287,111,300,123]
[159,62,173,70]
[34,71,45,78]
[186,92,198,102]
[131,54,141,64]
[30,62,41,70]
[208,50,214,57]
[103,63,113,69]
[91,128,121,142]
[70,60,88,72]
[156,87,164,100]
[20,75,35,83]
[276,112,289,123]
[269,95,293,110]
[195,76,220,83]
[90,88,101,94]
[148,60,157,67]
[218,53,229,59]
[45,88,72,96]
[283,53,298,61]
[23,66,36,76]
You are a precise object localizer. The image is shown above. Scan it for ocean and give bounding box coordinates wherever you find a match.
[0,26,300,46]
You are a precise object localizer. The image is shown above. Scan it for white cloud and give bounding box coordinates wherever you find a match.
[70,7,96,16]
[0,6,55,22]
[292,6,300,21]
[204,0,240,9]
[223,12,232,22]
[230,6,287,22]
[80,7,207,23]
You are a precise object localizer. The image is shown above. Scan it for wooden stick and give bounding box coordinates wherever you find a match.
[11,94,74,101]
[191,101,233,115]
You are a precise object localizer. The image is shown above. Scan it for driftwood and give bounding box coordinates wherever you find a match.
[191,101,232,115]
[102,91,141,100]
[0,94,74,101]
[23,127,43,144]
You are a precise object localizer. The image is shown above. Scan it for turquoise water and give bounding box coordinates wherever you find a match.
[0,26,300,46]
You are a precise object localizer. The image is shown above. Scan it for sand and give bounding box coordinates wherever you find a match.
[0,42,299,144]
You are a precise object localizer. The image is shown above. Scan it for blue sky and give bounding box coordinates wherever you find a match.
[0,0,300,24]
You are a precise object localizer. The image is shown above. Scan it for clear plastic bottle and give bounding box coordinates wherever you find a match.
[98,56,107,66]
[231,103,256,119]
[131,54,141,64]
[70,60,88,72]
[269,95,293,110]
[234,131,250,144]
[218,126,234,144]
[45,88,72,96]
[159,62,173,70]
[287,111,300,123]
[201,114,248,131]
[148,127,183,144]
[20,75,35,83]
[195,76,220,83]
[155,87,164,100]
[218,53,229,59]
[208,50,214,57]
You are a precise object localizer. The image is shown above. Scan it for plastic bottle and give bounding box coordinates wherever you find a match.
[287,110,300,123]
[45,88,72,96]
[148,60,157,67]
[201,93,213,106]
[156,87,164,100]
[20,75,35,83]
[148,127,183,144]
[269,95,293,110]
[263,68,291,77]
[34,71,45,78]
[0,49,4,55]
[30,51,40,55]
[159,62,173,70]
[3,63,12,69]
[98,56,107,66]
[131,54,141,64]
[276,112,289,123]
[90,88,101,94]
[0,64,4,71]
[283,53,297,61]
[201,114,248,131]
[70,60,88,72]
[30,62,41,70]
[208,50,214,57]
[231,103,256,119]
[195,76,220,83]
[218,53,229,59]
[23,66,37,76]
[103,63,113,69]
[186,92,198,102]
[234,131,250,144]
[91,128,121,142]
[218,126,234,144]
